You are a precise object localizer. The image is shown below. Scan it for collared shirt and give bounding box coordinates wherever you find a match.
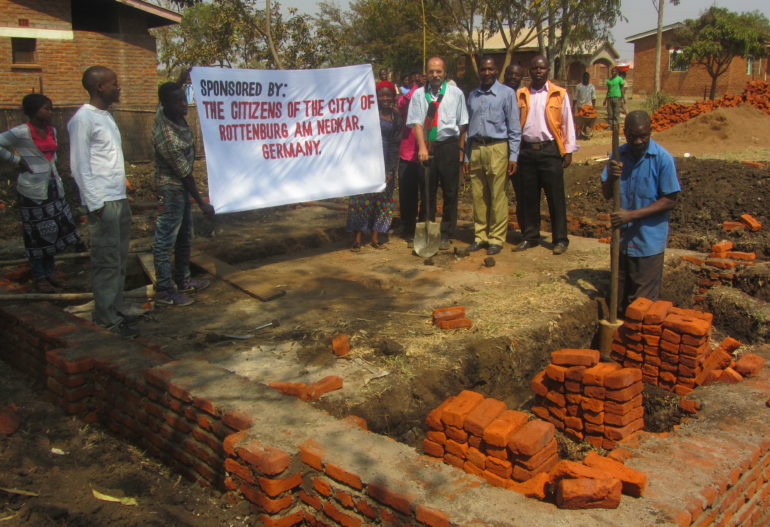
[397,84,419,162]
[573,83,596,109]
[601,139,681,257]
[406,83,469,141]
[521,82,578,153]
[67,104,126,212]
[465,80,521,162]
[152,108,195,188]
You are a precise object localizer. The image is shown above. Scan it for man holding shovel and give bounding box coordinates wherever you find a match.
[463,56,521,255]
[601,111,680,315]
[407,56,468,251]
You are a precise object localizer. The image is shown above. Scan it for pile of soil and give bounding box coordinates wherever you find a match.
[565,157,770,254]
[652,80,770,131]
[654,105,770,152]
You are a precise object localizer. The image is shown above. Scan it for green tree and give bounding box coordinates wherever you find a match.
[672,7,770,100]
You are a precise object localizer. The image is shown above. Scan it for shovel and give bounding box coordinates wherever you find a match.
[598,121,624,357]
[413,156,440,257]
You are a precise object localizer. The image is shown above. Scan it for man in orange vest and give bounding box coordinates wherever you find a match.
[513,55,577,255]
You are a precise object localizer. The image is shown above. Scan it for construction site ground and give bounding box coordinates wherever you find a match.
[1,103,769,525]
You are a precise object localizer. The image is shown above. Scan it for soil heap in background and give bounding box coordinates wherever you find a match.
[654,104,770,151]
[651,80,770,131]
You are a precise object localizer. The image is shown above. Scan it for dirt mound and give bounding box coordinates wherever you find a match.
[652,80,770,131]
[655,105,770,150]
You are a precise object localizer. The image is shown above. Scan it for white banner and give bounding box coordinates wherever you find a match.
[190,65,385,213]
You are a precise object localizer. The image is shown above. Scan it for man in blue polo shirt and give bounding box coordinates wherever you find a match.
[602,110,680,315]
[463,56,521,255]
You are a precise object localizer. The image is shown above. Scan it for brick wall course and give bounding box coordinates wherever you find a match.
[1,300,770,525]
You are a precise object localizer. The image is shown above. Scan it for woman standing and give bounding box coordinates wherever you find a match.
[0,94,81,292]
[346,82,402,250]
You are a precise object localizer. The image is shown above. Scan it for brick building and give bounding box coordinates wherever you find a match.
[0,0,180,108]
[627,23,769,99]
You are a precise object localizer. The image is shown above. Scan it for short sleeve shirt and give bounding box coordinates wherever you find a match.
[406,84,469,141]
[606,76,624,98]
[601,139,681,257]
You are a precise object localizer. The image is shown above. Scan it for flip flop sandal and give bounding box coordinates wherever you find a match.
[371,241,386,249]
[351,242,362,252]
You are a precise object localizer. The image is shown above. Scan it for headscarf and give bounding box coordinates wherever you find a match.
[375,81,397,96]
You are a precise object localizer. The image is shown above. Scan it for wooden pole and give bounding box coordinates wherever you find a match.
[609,122,621,323]
[0,285,154,302]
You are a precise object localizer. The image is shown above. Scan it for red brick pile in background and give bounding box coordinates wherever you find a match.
[423,390,558,498]
[651,81,770,131]
[681,241,757,304]
[530,350,643,450]
[610,298,766,393]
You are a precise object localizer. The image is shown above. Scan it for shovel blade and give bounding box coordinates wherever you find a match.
[413,221,441,257]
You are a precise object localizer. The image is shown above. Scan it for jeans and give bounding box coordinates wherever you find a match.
[89,199,131,328]
[30,255,54,280]
[153,185,193,292]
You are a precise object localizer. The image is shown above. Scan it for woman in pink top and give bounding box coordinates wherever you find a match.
[0,94,81,292]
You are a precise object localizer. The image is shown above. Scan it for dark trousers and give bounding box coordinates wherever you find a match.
[427,138,460,238]
[516,141,568,245]
[509,171,523,237]
[398,159,424,238]
[619,252,664,316]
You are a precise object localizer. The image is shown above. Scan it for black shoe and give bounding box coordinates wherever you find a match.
[439,237,451,250]
[109,321,139,339]
[512,240,539,252]
[487,244,502,255]
[553,242,568,255]
[467,241,487,252]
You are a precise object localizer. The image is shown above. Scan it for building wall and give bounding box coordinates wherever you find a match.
[0,0,162,108]
[632,33,768,98]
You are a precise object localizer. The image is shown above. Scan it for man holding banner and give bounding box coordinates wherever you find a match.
[407,57,468,250]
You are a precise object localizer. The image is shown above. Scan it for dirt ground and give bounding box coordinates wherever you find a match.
[1,104,769,525]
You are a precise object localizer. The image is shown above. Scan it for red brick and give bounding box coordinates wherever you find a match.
[436,317,472,329]
[422,439,444,458]
[237,440,290,476]
[426,430,446,444]
[517,439,558,470]
[415,505,449,527]
[268,382,309,400]
[604,419,644,441]
[259,473,303,497]
[739,214,762,231]
[564,380,582,393]
[354,499,378,519]
[643,300,673,324]
[444,425,468,443]
[425,397,454,430]
[604,368,642,390]
[545,390,566,407]
[483,410,528,447]
[717,336,742,353]
[512,453,559,482]
[335,489,355,509]
[664,313,712,337]
[224,457,257,484]
[222,409,253,431]
[556,477,622,509]
[443,452,464,468]
[734,353,765,378]
[332,334,350,356]
[463,460,484,477]
[711,241,734,253]
[468,433,483,449]
[509,419,555,456]
[445,439,468,459]
[625,297,654,321]
[642,323,663,335]
[299,439,324,470]
[324,463,363,490]
[466,446,486,468]
[718,367,743,384]
[485,456,512,478]
[530,370,548,397]
[583,451,648,497]
[681,255,705,267]
[463,398,506,436]
[582,362,621,386]
[440,390,484,428]
[313,477,332,496]
[432,306,465,324]
[323,501,362,527]
[144,365,174,389]
[299,490,323,510]
[722,221,745,231]
[551,349,600,367]
[509,472,550,499]
[240,483,293,514]
[566,366,587,382]
[583,385,605,399]
[366,483,414,515]
[544,364,568,383]
[605,383,644,402]
[482,469,511,488]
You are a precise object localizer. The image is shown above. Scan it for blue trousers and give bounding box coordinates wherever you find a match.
[153,185,193,292]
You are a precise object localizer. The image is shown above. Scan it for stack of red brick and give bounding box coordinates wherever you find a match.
[422,390,559,498]
[432,306,472,329]
[723,214,762,232]
[681,241,757,304]
[530,349,644,450]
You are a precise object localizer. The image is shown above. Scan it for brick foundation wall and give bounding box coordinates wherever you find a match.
[2,300,770,526]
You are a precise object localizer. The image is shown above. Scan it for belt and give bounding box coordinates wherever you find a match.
[521,140,555,150]
[472,136,507,146]
[431,136,459,145]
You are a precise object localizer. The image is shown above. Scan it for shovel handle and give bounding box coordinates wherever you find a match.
[609,122,621,323]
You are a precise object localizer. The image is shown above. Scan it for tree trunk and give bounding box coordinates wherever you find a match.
[709,75,718,100]
[265,0,283,69]
[654,0,664,93]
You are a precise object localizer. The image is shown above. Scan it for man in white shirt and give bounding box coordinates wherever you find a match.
[407,56,468,250]
[68,66,136,337]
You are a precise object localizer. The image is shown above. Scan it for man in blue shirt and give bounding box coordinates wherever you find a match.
[463,56,521,255]
[601,110,680,315]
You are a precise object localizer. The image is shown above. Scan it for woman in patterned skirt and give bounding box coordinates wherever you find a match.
[346,82,403,250]
[0,94,81,292]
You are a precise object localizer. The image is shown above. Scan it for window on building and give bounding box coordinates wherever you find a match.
[746,55,754,75]
[11,38,37,64]
[669,49,688,72]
